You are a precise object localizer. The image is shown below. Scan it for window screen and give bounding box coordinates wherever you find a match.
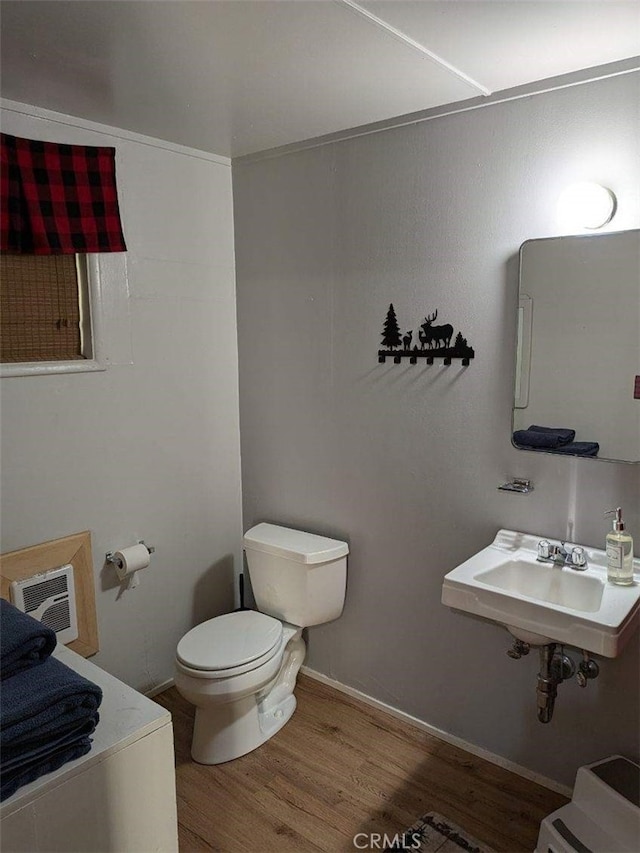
[1,255,87,363]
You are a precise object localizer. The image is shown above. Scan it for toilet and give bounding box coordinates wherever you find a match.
[174,523,348,764]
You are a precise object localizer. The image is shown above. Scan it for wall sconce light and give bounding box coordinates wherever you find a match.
[557,182,617,231]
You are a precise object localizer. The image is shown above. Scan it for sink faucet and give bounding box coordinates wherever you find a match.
[550,542,568,564]
[537,539,587,570]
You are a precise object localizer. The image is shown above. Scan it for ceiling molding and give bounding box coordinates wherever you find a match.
[0,98,232,166]
[233,57,640,166]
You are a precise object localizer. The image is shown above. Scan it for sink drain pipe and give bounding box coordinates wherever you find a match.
[536,643,558,724]
[508,639,599,721]
[536,643,577,723]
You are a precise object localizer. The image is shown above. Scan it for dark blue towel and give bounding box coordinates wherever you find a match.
[0,598,57,680]
[0,655,102,801]
[548,442,600,457]
[1,655,102,752]
[515,439,600,457]
[513,425,577,449]
[513,430,563,449]
[1,738,92,801]
[528,425,576,444]
[1,717,97,772]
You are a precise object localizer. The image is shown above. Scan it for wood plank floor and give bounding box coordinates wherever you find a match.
[154,675,568,853]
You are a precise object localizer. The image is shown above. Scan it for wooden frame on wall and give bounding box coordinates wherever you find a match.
[0,531,99,657]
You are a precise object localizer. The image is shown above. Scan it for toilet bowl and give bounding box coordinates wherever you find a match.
[175,611,305,764]
[175,610,305,764]
[174,523,348,764]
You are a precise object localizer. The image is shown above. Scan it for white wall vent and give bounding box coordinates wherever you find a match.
[10,564,79,644]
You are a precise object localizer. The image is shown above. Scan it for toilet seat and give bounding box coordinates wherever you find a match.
[176,611,283,679]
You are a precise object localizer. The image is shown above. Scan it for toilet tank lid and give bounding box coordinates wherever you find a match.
[243,523,348,564]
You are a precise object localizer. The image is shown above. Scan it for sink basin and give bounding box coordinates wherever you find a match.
[476,561,605,613]
[442,529,640,657]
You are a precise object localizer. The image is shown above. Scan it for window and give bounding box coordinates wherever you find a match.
[1,132,128,376]
[1,254,93,363]
[0,253,122,377]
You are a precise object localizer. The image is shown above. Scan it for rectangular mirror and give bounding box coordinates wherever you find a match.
[513,228,640,463]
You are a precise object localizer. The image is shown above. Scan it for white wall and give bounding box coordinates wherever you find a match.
[0,101,242,691]
[233,73,640,788]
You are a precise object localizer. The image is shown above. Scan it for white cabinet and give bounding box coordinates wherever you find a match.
[1,647,178,853]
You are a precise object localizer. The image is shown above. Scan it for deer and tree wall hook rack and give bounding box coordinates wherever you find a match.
[378,303,475,366]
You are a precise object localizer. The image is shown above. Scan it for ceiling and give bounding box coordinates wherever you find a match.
[1,1,638,158]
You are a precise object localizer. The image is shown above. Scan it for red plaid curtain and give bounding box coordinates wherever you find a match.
[1,133,127,254]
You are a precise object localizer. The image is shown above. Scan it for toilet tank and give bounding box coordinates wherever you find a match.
[243,523,348,627]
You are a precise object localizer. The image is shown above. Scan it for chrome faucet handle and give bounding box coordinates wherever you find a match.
[571,546,587,569]
[537,540,551,560]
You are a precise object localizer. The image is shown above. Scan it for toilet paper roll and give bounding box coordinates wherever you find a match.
[113,544,151,581]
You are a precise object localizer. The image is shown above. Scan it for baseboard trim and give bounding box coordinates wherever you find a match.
[146,677,175,699]
[300,665,572,798]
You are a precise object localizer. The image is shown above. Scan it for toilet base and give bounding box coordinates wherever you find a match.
[191,691,297,764]
[190,631,306,764]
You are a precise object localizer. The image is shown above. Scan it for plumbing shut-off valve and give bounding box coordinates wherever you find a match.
[577,651,600,687]
[506,639,530,659]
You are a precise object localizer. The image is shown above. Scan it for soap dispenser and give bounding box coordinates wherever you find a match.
[604,507,634,585]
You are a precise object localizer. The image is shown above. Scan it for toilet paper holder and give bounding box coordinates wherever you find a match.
[106,540,156,567]
[106,541,155,589]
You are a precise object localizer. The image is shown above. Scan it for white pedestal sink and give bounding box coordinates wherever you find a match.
[441,529,640,657]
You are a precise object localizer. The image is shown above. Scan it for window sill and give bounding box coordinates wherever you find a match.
[1,359,106,378]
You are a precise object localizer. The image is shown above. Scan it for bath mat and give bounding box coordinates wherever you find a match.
[384,812,495,852]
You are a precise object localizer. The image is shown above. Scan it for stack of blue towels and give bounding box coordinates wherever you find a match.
[513,425,599,457]
[0,599,102,801]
